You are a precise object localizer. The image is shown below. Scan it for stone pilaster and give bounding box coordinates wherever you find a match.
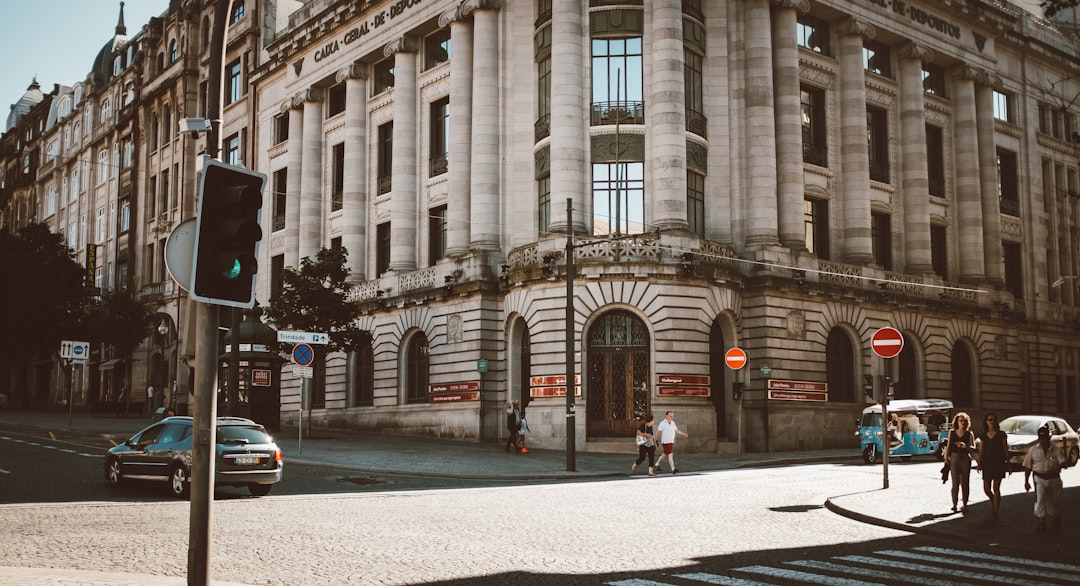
[744,0,779,248]
[772,0,810,250]
[976,75,1004,286]
[649,0,688,232]
[464,0,500,249]
[440,6,473,257]
[298,88,324,264]
[386,37,419,273]
[337,64,368,282]
[549,0,586,234]
[952,66,986,284]
[898,43,933,275]
[282,96,304,270]
[837,18,875,264]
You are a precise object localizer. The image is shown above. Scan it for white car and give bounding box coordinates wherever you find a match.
[999,415,1079,470]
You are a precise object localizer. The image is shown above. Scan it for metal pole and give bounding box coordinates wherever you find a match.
[189,1,229,583]
[881,367,890,490]
[227,307,241,416]
[565,197,576,471]
[68,361,75,429]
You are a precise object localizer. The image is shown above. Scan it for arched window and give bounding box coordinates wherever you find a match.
[405,332,430,404]
[169,39,179,63]
[100,98,111,126]
[349,333,375,407]
[826,327,856,402]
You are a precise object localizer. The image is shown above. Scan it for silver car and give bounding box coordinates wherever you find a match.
[999,415,1079,470]
[104,416,283,497]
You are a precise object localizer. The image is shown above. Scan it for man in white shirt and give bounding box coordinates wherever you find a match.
[653,411,688,475]
[1022,425,1068,531]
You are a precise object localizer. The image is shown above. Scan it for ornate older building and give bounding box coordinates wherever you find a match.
[252,0,1080,453]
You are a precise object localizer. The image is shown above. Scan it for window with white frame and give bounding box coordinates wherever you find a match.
[97,150,108,183]
[96,207,106,242]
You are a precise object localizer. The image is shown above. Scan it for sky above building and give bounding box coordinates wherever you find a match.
[0,0,169,107]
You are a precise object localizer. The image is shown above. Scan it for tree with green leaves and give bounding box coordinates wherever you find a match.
[77,286,155,396]
[264,247,365,402]
[0,223,89,407]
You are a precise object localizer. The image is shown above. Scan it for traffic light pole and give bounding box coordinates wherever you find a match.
[189,1,229,584]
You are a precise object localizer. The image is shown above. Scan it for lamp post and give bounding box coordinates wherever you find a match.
[158,320,170,410]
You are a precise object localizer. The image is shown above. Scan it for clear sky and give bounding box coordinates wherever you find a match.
[0,0,169,107]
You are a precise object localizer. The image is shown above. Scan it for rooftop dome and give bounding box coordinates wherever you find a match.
[90,2,130,85]
[5,79,45,132]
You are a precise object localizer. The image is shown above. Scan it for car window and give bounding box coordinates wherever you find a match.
[157,423,192,445]
[133,424,166,447]
[217,425,272,445]
[1000,419,1039,435]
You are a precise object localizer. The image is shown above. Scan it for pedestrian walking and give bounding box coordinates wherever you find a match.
[944,411,974,513]
[145,385,155,417]
[653,411,688,474]
[1022,426,1068,531]
[516,406,529,454]
[631,415,656,476]
[505,401,521,453]
[976,412,1009,520]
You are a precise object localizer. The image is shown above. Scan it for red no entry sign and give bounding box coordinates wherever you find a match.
[724,347,747,370]
[871,327,904,359]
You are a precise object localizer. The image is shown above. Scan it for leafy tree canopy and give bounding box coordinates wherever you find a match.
[77,286,155,359]
[1043,0,1079,18]
[0,223,88,367]
[264,247,365,356]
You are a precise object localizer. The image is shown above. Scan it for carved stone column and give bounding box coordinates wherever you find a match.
[953,65,987,284]
[772,0,809,250]
[744,0,780,248]
[338,64,368,281]
[299,89,324,264]
[465,0,500,250]
[649,0,688,232]
[549,0,586,234]
[976,76,1004,286]
[386,37,419,273]
[898,43,933,275]
[440,6,473,257]
[282,96,304,269]
[837,18,874,264]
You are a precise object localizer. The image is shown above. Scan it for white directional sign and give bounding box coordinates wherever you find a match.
[60,340,90,363]
[277,330,329,345]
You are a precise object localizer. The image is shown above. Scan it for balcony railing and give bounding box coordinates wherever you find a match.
[377,174,391,196]
[429,153,448,177]
[686,109,707,139]
[534,114,550,142]
[590,101,645,126]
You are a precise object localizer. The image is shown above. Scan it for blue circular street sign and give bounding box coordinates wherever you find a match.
[292,343,314,366]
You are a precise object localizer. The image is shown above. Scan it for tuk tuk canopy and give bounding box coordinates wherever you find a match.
[861,399,954,415]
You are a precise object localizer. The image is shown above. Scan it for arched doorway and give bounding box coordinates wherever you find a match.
[709,321,727,437]
[826,327,856,402]
[951,341,975,407]
[586,310,650,438]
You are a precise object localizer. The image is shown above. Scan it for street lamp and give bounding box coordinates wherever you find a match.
[158,320,168,410]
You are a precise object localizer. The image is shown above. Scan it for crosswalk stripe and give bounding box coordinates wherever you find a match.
[875,549,1078,583]
[835,554,1043,586]
[606,580,679,586]
[734,565,885,585]
[785,559,964,585]
[674,573,773,585]
[913,546,1080,574]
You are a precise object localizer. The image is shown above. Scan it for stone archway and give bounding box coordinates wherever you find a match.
[586,310,650,438]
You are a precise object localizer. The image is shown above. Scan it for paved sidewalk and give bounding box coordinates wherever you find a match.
[1,407,1077,584]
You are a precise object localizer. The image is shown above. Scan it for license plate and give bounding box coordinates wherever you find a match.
[231,456,261,465]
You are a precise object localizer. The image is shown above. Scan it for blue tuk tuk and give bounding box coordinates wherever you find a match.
[857,398,953,464]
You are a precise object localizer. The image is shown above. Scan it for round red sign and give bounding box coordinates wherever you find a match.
[871,327,904,359]
[724,347,747,370]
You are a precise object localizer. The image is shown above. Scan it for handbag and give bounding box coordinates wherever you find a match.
[635,434,647,446]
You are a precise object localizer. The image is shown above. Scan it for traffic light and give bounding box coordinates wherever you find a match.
[863,375,875,400]
[190,157,266,308]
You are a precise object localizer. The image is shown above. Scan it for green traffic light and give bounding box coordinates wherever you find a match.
[222,258,241,280]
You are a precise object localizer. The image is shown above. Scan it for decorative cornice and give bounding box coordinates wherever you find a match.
[462,0,500,18]
[439,5,465,28]
[954,64,990,85]
[899,42,934,63]
[293,87,323,108]
[771,0,810,13]
[383,37,418,58]
[837,18,875,40]
[335,62,368,84]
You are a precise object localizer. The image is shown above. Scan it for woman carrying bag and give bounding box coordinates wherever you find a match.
[631,415,657,476]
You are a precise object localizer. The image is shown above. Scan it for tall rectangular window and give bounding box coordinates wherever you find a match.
[993,91,1013,123]
[538,175,550,233]
[687,170,705,238]
[863,40,891,78]
[331,143,344,212]
[160,170,170,215]
[274,111,289,143]
[796,15,830,56]
[591,37,644,125]
[272,168,287,232]
[373,59,395,96]
[930,224,948,280]
[685,49,705,137]
[230,0,245,23]
[377,122,393,195]
[998,149,1019,217]
[271,254,284,301]
[424,28,451,70]
[926,124,945,197]
[922,64,946,97]
[536,56,551,140]
[146,174,156,217]
[1003,241,1023,299]
[98,149,109,183]
[376,222,391,275]
[428,205,447,265]
[225,133,241,166]
[430,97,450,177]
[592,162,645,236]
[871,211,892,270]
[867,106,890,183]
[226,58,242,105]
[327,83,346,117]
[801,85,827,166]
[120,200,130,233]
[804,198,830,259]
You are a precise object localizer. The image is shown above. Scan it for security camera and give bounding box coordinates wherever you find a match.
[178,118,212,135]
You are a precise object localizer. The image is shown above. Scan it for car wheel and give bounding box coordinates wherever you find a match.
[105,458,124,488]
[862,443,879,464]
[248,484,272,497]
[169,465,191,498]
[1069,446,1079,468]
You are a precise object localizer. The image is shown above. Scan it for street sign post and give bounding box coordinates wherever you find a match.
[291,343,315,367]
[871,327,904,359]
[724,347,747,370]
[277,330,329,345]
